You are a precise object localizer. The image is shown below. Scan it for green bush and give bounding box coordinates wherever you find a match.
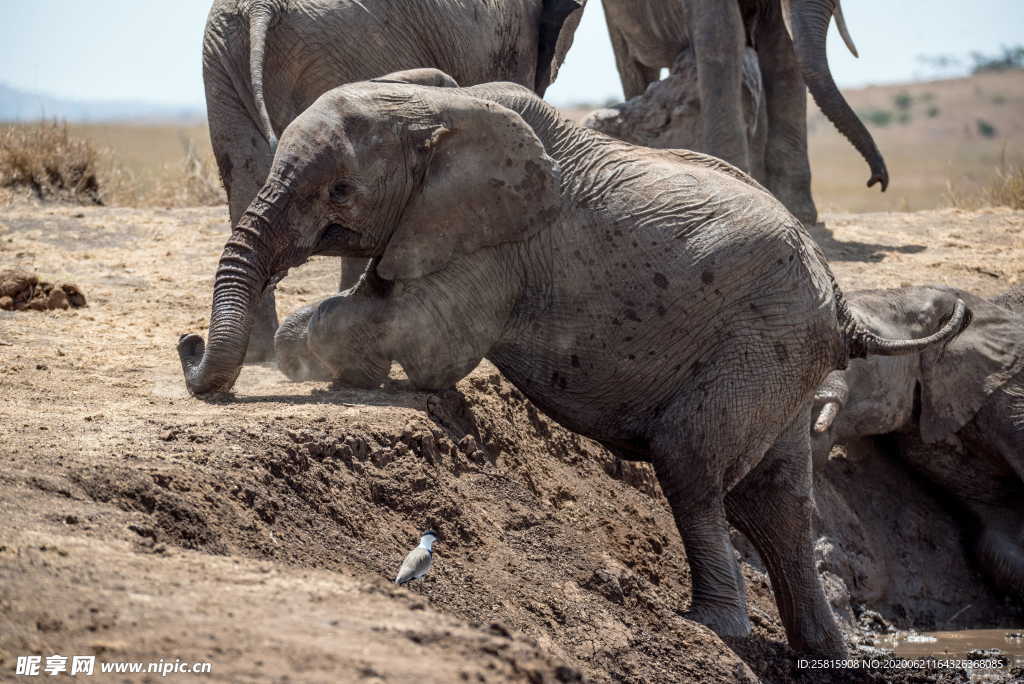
[977,119,998,138]
[861,109,893,127]
[971,45,1024,73]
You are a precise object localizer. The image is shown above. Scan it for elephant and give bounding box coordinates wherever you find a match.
[597,0,888,225]
[202,0,585,361]
[177,72,971,657]
[583,45,767,181]
[810,285,1024,596]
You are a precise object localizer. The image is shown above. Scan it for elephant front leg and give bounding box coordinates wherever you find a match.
[690,0,750,171]
[274,303,334,382]
[757,14,817,226]
[284,287,497,392]
[300,295,393,389]
[276,297,390,387]
[609,26,661,100]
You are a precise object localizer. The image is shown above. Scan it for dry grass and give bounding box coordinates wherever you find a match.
[0,120,102,204]
[0,120,225,208]
[983,163,1024,209]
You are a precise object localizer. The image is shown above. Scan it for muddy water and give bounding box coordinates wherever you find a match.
[891,629,1024,667]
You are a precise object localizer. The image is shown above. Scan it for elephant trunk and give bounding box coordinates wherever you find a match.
[782,0,889,190]
[178,181,287,395]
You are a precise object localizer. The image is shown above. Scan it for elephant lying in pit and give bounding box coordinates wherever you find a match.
[203,0,584,361]
[583,46,766,179]
[810,285,1024,596]
[178,72,971,657]
[598,0,888,225]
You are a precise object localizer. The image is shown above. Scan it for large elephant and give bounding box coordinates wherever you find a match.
[178,72,969,657]
[203,0,584,361]
[597,0,888,225]
[811,286,1024,596]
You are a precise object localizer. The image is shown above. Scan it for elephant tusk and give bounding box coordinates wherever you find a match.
[814,400,840,432]
[833,0,859,58]
[780,0,795,43]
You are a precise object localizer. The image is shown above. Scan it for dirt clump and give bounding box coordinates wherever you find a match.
[0,268,86,311]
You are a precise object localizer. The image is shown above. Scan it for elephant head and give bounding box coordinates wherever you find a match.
[178,71,562,395]
[780,0,888,190]
[811,286,1024,461]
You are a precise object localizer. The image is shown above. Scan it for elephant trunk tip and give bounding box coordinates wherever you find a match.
[177,333,238,397]
[868,167,889,192]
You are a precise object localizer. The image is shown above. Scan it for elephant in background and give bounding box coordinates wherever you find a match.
[584,46,767,180]
[179,72,970,657]
[202,0,584,361]
[598,0,888,225]
[811,286,1024,596]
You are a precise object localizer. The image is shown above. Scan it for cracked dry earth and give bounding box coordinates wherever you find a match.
[0,202,1022,683]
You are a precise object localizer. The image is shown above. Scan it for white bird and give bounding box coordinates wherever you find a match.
[395,530,439,585]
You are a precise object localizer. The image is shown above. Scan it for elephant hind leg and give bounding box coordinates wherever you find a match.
[725,404,847,658]
[650,439,752,638]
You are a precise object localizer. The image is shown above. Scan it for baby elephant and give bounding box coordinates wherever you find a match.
[811,285,1024,596]
[180,72,969,658]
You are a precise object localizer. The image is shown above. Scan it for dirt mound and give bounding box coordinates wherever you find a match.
[55,368,764,682]
[0,269,86,311]
[3,204,1023,682]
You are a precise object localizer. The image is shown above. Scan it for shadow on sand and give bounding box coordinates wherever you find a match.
[810,221,927,263]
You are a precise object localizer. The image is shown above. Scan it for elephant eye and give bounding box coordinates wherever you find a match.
[330,180,353,203]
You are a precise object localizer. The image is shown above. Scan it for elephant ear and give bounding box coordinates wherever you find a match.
[536,0,585,95]
[377,93,561,282]
[917,287,1024,443]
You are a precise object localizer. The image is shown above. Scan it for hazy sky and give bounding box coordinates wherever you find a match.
[1,1,1021,108]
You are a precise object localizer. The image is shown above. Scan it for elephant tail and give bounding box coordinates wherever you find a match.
[832,279,971,360]
[247,0,277,152]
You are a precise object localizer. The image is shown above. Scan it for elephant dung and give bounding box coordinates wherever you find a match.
[0,269,87,311]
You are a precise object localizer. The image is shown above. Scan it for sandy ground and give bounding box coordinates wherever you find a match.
[1,202,1022,682]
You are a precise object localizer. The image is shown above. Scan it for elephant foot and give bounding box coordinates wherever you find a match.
[685,603,752,638]
[788,626,849,660]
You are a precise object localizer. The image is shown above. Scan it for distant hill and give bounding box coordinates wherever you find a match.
[0,82,204,123]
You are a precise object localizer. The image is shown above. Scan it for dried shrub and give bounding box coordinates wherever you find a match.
[983,164,1024,209]
[944,162,1024,210]
[0,121,102,204]
[0,121,228,208]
